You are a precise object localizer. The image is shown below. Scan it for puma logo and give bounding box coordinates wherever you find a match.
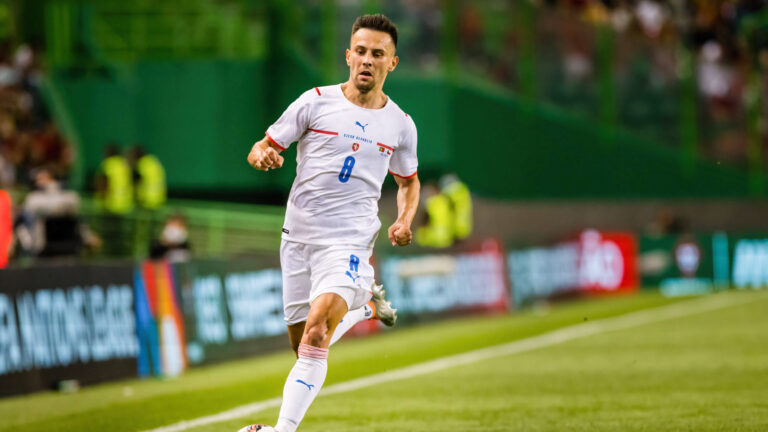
[345,271,360,284]
[296,379,315,391]
[355,121,368,132]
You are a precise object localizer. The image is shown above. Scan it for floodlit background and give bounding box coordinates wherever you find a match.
[0,1,767,430]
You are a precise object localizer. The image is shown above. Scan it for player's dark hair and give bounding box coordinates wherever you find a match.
[351,14,398,48]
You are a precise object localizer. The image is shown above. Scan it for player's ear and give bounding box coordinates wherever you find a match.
[346,49,351,66]
[389,55,399,72]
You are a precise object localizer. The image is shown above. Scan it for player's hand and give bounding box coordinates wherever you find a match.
[248,142,284,171]
[388,222,412,247]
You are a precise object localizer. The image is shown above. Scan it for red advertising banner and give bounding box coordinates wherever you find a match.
[577,230,638,293]
[0,190,11,268]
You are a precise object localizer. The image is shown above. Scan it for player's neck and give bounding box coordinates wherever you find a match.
[341,82,388,109]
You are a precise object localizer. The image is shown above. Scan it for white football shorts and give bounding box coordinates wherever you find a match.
[280,239,375,325]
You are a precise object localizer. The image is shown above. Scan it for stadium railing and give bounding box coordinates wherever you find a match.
[78,197,284,259]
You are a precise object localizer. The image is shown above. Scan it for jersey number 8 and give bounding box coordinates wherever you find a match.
[338,156,356,183]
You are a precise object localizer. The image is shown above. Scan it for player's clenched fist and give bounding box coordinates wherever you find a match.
[248,138,284,171]
[388,222,412,246]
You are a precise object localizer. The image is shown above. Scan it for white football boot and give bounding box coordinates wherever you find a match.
[370,283,397,327]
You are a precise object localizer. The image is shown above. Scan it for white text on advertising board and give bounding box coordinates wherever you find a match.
[579,230,625,290]
[191,269,284,347]
[508,243,580,305]
[0,285,138,375]
[380,252,506,313]
[733,239,768,289]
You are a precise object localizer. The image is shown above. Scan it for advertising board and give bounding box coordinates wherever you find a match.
[730,236,768,289]
[508,230,638,306]
[0,264,138,397]
[639,234,718,296]
[379,240,509,316]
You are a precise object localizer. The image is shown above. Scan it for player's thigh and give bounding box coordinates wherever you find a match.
[308,244,374,312]
[280,240,311,325]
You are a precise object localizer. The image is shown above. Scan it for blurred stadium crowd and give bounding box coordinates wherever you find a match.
[1,0,766,185]
[388,0,766,165]
[0,42,72,189]
[0,42,83,262]
[0,41,173,262]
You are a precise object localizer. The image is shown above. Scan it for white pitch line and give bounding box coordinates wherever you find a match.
[143,291,760,432]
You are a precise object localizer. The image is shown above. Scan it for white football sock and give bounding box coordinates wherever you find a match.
[275,344,328,432]
[328,303,374,346]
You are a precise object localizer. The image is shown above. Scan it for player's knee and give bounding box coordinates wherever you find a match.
[303,322,329,347]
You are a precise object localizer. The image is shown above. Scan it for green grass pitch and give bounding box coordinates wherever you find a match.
[1,290,766,431]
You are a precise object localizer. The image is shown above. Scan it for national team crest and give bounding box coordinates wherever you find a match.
[352,143,360,152]
[377,143,393,157]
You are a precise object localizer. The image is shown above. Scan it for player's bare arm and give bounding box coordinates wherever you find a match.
[388,174,420,246]
[247,136,284,171]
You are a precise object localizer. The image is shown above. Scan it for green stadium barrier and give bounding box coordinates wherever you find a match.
[79,197,284,259]
[50,65,763,199]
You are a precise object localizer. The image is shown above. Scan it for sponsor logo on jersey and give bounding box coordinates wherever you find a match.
[355,121,368,132]
[343,133,372,144]
[352,143,359,152]
[282,228,290,234]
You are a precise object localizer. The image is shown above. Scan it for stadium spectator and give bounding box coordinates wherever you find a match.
[458,2,485,67]
[96,144,134,215]
[150,212,191,263]
[94,144,134,257]
[415,180,453,248]
[440,173,473,242]
[16,168,81,257]
[647,207,689,236]
[129,145,167,210]
[416,0,765,166]
[0,41,71,188]
[32,121,72,179]
[0,144,14,187]
[398,0,441,69]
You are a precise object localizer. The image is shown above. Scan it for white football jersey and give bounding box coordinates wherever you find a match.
[266,84,418,247]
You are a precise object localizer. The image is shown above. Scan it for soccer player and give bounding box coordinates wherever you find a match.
[239,14,420,432]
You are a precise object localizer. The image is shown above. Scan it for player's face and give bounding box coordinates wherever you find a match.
[346,28,398,93]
